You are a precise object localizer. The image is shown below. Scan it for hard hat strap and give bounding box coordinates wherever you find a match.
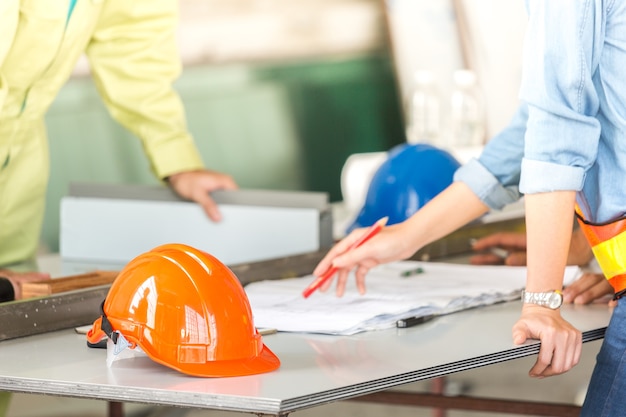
[99,299,119,344]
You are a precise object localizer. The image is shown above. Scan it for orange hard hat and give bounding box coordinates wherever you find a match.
[87,243,280,377]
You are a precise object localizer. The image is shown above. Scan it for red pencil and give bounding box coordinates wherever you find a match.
[302,216,389,298]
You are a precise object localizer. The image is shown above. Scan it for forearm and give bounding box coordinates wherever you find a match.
[525,191,576,292]
[404,181,490,251]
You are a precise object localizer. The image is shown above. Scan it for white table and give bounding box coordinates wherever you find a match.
[0,299,610,416]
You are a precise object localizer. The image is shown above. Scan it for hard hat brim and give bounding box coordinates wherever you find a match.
[145,343,281,378]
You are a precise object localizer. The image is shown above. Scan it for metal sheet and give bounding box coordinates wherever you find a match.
[0,286,108,341]
[0,301,610,415]
[61,183,333,266]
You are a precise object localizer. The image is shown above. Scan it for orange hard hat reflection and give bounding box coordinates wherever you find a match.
[92,243,280,377]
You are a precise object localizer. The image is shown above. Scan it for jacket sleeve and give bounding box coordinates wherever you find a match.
[85,0,204,179]
[0,0,20,114]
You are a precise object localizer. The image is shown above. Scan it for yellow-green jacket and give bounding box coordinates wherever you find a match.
[0,0,205,267]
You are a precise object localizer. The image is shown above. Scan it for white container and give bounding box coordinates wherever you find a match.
[405,70,442,146]
[450,69,485,148]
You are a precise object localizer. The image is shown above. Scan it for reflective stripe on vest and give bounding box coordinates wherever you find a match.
[575,205,626,293]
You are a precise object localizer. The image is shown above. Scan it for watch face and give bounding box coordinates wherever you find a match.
[547,291,563,309]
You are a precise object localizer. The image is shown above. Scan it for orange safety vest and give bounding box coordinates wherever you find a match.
[575,206,626,297]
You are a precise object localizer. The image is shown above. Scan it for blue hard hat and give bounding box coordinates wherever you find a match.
[347,143,460,233]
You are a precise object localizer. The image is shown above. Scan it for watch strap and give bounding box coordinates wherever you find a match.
[521,289,563,309]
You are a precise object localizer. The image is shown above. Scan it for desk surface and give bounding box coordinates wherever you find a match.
[0,300,610,415]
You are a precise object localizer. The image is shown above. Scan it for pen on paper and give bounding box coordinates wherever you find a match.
[302,216,389,298]
[396,314,436,328]
[400,267,425,277]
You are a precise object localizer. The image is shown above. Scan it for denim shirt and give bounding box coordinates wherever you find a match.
[454,0,626,224]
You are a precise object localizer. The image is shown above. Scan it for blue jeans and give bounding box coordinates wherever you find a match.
[581,299,626,416]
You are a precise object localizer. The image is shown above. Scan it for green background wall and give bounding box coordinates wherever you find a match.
[43,54,405,252]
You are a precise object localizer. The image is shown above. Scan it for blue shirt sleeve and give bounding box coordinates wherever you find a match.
[518,0,602,195]
[454,103,527,210]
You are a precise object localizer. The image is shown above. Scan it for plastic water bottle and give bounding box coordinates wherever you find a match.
[450,69,485,148]
[405,70,441,146]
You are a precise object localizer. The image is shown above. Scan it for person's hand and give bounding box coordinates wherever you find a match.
[562,273,615,306]
[470,228,594,267]
[512,305,582,378]
[312,222,417,297]
[0,270,51,300]
[470,232,528,266]
[167,169,238,222]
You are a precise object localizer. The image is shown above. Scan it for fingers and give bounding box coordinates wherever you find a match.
[469,253,506,265]
[562,273,614,304]
[315,259,370,298]
[311,223,414,297]
[512,320,529,345]
[167,169,239,222]
[471,232,527,251]
[313,232,364,277]
[354,260,378,295]
[214,174,238,191]
[470,233,528,266]
[514,307,582,378]
[311,227,394,296]
[334,269,350,297]
[323,259,375,297]
[469,250,527,266]
[530,328,581,378]
[194,192,222,222]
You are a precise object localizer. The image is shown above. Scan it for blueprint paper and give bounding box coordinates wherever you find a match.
[245,261,582,335]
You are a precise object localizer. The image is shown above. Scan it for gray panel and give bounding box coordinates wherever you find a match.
[0,287,108,341]
[66,183,334,252]
[69,183,329,210]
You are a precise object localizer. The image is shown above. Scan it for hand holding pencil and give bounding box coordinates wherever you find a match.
[309,214,428,297]
[304,217,388,298]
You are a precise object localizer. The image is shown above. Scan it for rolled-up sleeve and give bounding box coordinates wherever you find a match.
[519,0,602,194]
[85,0,204,179]
[455,103,528,210]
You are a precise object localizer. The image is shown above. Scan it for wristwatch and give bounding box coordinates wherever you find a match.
[521,290,563,309]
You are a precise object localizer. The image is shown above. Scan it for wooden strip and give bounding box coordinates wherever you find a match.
[21,271,118,298]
